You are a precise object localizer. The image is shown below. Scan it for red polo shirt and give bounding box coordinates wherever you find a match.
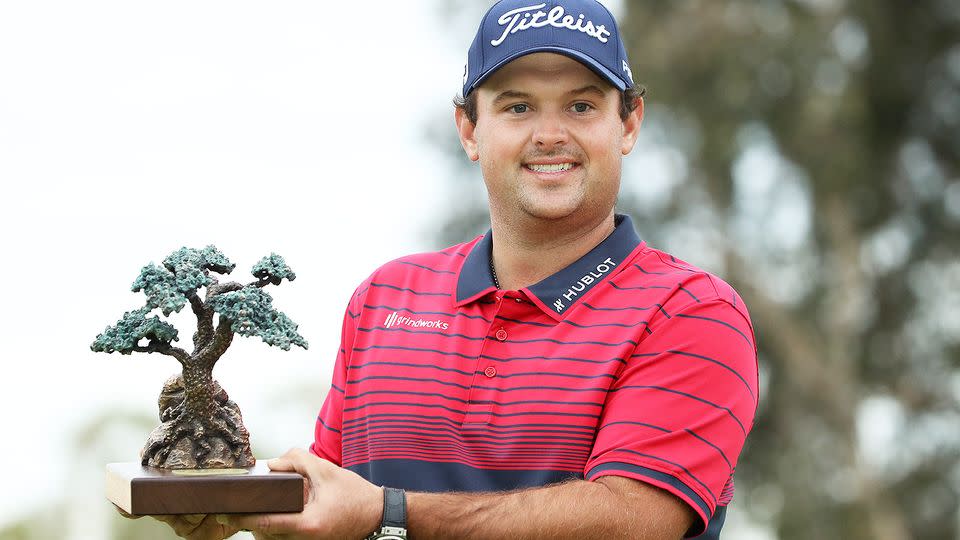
[311,214,758,538]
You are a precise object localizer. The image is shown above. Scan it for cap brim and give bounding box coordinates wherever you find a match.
[466,46,628,96]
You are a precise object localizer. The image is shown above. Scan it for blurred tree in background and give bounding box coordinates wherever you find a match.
[434,1,960,538]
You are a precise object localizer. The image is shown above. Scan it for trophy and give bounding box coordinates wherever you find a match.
[95,246,306,514]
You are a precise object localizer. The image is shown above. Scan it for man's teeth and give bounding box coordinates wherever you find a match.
[527,163,574,172]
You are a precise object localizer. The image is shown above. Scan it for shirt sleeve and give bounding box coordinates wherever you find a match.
[584,296,758,537]
[309,282,367,465]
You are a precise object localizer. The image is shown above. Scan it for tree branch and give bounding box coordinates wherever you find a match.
[198,317,235,369]
[207,281,244,298]
[133,341,191,366]
[189,292,215,351]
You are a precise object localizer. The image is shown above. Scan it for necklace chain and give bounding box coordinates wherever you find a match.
[490,257,501,289]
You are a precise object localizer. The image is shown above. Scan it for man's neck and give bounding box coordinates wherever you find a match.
[490,211,617,291]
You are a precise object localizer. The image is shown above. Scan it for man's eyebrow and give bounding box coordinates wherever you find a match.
[568,84,607,98]
[490,85,608,106]
[491,90,532,106]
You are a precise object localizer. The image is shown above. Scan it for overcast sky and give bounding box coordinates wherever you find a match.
[0,0,467,526]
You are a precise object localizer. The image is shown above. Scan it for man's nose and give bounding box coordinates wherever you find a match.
[531,112,568,150]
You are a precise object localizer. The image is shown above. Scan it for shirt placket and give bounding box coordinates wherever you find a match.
[462,292,529,426]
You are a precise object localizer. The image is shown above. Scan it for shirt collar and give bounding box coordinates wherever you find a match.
[455,231,498,306]
[455,214,643,321]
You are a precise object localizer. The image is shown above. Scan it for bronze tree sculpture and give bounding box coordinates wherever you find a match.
[92,246,308,469]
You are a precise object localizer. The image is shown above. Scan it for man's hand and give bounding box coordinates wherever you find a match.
[114,505,240,539]
[218,448,382,540]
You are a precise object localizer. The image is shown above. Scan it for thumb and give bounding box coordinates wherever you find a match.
[267,448,326,476]
[267,448,322,505]
[266,456,295,473]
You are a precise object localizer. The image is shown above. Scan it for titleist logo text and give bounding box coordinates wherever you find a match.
[492,3,611,47]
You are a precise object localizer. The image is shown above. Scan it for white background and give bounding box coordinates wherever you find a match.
[0,0,464,529]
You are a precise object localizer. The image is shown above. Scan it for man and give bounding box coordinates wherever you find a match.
[150,1,758,538]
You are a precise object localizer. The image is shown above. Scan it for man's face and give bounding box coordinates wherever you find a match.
[456,52,642,227]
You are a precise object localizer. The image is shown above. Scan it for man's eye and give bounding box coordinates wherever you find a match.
[572,103,592,113]
[510,104,528,114]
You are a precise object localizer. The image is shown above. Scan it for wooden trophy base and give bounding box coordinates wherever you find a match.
[106,461,304,515]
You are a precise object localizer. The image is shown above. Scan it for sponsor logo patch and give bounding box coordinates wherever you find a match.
[384,311,450,331]
[552,257,618,313]
[491,3,611,47]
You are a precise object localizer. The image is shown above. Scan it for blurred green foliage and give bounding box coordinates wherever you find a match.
[434,1,960,539]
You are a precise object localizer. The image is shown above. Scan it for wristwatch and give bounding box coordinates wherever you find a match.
[365,486,407,540]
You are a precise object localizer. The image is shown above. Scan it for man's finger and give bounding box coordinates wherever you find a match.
[269,447,336,477]
[150,514,208,538]
[267,449,326,505]
[112,503,140,520]
[153,514,178,525]
[218,512,303,536]
[168,517,201,537]
[265,456,293,473]
[267,447,312,473]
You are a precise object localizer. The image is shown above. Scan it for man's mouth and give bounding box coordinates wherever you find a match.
[524,162,577,173]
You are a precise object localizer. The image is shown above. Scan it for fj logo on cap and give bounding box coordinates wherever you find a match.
[491,3,612,47]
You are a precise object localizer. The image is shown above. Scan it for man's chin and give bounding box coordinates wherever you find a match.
[520,204,581,222]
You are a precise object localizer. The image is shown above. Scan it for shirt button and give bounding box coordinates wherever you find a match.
[495,328,507,341]
[484,366,497,378]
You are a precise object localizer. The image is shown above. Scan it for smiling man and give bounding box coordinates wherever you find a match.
[154,1,758,539]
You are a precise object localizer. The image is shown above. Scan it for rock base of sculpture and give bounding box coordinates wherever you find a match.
[106,462,304,515]
[141,375,255,469]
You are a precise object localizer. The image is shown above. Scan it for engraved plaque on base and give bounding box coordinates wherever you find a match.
[106,461,304,515]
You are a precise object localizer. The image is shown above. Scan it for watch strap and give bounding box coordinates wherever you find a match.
[382,486,407,529]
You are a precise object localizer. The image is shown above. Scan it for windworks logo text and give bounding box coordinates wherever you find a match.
[383,312,450,331]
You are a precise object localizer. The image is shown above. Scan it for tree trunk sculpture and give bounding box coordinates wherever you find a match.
[91,246,308,469]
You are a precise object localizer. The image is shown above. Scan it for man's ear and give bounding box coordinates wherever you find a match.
[620,96,644,156]
[455,106,480,162]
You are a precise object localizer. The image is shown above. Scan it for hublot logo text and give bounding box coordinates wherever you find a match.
[552,257,617,313]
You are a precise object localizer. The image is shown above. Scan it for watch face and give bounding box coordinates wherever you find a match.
[368,530,406,540]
